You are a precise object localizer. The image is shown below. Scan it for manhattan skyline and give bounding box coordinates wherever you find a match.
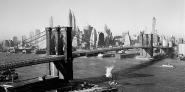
[0,0,184,41]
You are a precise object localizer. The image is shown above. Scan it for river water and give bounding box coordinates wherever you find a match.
[8,55,185,92]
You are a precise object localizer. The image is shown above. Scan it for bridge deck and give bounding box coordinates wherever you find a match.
[0,46,172,70]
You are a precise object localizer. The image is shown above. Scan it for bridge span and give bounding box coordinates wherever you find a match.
[0,46,173,70]
[0,26,174,92]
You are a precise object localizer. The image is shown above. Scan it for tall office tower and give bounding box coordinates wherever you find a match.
[152,17,159,46]
[69,10,73,27]
[69,10,78,37]
[152,17,157,34]
[12,36,18,47]
[50,16,53,27]
[83,25,93,49]
[72,13,76,31]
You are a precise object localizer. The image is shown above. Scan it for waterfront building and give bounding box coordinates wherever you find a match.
[76,27,83,48]
[138,31,144,46]
[8,40,14,47]
[113,36,122,46]
[13,36,18,47]
[178,38,184,44]
[178,44,185,55]
[0,43,2,50]
[98,32,105,48]
[104,25,113,47]
[123,32,131,46]
[2,40,10,48]
[162,36,168,47]
[122,31,131,46]
[83,25,93,49]
[72,36,78,47]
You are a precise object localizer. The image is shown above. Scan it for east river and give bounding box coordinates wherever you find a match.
[12,54,185,92]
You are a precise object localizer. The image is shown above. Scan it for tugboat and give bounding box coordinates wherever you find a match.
[0,69,18,82]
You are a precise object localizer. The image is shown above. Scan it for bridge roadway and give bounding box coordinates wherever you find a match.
[0,46,172,70]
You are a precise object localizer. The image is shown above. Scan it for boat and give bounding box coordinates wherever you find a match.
[161,64,174,68]
[97,53,103,57]
[117,50,125,54]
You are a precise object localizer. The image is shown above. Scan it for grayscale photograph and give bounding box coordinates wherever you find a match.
[0,0,184,92]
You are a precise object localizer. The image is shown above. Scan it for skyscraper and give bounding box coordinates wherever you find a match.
[72,13,76,30]
[69,10,78,39]
[49,16,53,27]
[69,9,73,27]
[152,17,159,46]
[152,17,157,34]
[12,36,18,47]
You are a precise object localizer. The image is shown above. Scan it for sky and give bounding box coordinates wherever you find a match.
[0,0,184,41]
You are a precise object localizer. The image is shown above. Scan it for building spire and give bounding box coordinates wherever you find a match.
[69,9,73,27]
[72,12,76,30]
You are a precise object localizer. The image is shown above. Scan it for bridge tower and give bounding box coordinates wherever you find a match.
[140,34,154,58]
[46,26,73,81]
